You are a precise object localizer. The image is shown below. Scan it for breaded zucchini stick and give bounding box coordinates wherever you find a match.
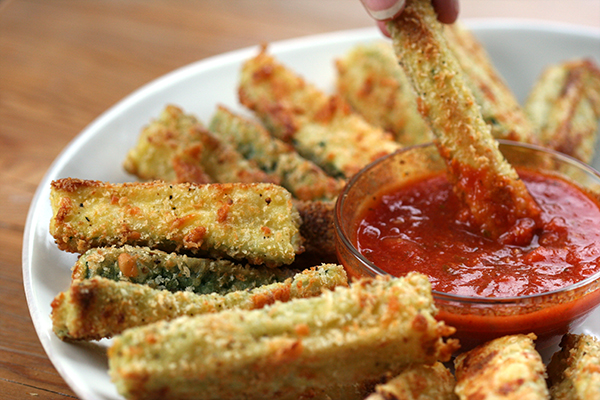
[525,59,600,163]
[209,105,345,201]
[123,104,210,183]
[238,47,401,178]
[49,179,303,266]
[335,42,433,146]
[454,333,549,400]
[387,0,541,241]
[444,22,536,143]
[123,104,275,184]
[335,34,533,145]
[72,245,297,295]
[365,362,457,400]
[108,273,459,400]
[52,264,347,341]
[547,333,600,399]
[295,200,336,260]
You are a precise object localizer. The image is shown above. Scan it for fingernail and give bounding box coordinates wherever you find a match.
[361,0,406,21]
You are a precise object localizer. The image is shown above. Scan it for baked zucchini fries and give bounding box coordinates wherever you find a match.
[547,333,600,399]
[444,22,536,143]
[365,362,457,400]
[72,245,297,295]
[335,41,432,146]
[525,58,600,163]
[454,334,549,399]
[123,104,275,184]
[295,199,337,259]
[108,273,459,400]
[209,105,344,201]
[388,0,541,241]
[336,25,535,146]
[238,46,401,178]
[49,178,303,266]
[52,263,347,341]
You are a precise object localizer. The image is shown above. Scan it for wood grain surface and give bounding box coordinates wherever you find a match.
[1,1,598,398]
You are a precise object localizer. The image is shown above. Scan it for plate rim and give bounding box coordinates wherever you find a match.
[21,19,600,400]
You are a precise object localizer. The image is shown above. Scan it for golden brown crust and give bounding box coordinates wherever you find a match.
[295,200,336,260]
[123,104,276,184]
[365,362,457,400]
[238,47,401,178]
[387,0,541,241]
[49,179,303,266]
[52,264,347,341]
[209,105,344,201]
[335,41,433,146]
[525,59,600,163]
[444,23,536,143]
[70,245,298,294]
[108,273,459,400]
[454,334,549,400]
[547,333,600,399]
[123,104,210,183]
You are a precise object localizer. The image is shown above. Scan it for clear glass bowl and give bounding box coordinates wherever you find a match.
[334,140,600,351]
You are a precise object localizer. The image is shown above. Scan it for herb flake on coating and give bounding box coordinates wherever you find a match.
[108,273,458,400]
[49,179,303,266]
[52,263,348,341]
[72,245,298,295]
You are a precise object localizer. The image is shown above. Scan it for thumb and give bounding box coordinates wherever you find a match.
[360,0,406,20]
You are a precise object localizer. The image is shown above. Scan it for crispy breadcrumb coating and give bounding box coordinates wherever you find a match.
[108,273,458,400]
[387,0,541,241]
[50,179,303,266]
[454,333,549,400]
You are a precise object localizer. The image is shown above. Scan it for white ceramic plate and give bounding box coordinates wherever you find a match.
[23,20,600,400]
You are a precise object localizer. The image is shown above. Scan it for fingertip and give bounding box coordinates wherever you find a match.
[361,0,406,21]
[432,0,460,24]
[377,20,392,38]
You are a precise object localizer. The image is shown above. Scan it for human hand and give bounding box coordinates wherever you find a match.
[361,0,459,36]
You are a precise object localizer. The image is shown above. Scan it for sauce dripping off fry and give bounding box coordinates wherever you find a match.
[387,0,542,243]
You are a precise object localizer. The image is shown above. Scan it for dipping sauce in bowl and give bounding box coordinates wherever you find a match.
[334,141,600,350]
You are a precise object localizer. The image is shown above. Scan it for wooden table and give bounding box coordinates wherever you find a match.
[1,1,598,398]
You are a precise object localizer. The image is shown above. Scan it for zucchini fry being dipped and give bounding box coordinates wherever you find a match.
[387,0,541,242]
[525,58,600,163]
[108,272,459,400]
[52,264,347,341]
[336,25,534,146]
[335,41,433,146]
[49,178,303,266]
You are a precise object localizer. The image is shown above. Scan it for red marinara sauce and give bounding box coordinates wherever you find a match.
[356,169,600,297]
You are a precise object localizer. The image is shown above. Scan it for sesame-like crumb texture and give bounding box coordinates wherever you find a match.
[547,333,600,400]
[49,179,302,266]
[72,245,297,294]
[108,273,458,400]
[238,46,400,178]
[52,263,347,341]
[209,105,345,201]
[454,333,549,399]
